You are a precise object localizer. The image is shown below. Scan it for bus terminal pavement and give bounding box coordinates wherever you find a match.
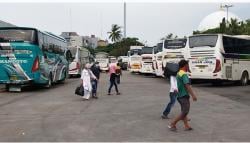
[0,71,249,141]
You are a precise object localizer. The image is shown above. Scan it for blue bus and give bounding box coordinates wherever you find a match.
[0,27,72,91]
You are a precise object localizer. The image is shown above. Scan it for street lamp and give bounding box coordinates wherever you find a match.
[222,4,233,24]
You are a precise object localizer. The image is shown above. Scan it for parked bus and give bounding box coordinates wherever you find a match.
[152,42,164,77]
[140,46,154,74]
[118,56,129,70]
[162,38,187,72]
[128,55,142,73]
[95,52,109,71]
[188,34,250,86]
[68,46,90,77]
[128,46,143,72]
[0,27,72,91]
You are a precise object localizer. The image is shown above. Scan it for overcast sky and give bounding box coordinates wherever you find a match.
[0,2,249,45]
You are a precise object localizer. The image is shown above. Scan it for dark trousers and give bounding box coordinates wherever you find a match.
[163,92,176,116]
[116,75,121,84]
[92,80,98,95]
[108,73,119,93]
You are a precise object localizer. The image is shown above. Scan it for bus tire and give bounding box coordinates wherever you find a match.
[240,71,249,86]
[45,74,52,88]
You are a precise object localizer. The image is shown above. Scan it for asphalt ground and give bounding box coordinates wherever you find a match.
[0,71,249,141]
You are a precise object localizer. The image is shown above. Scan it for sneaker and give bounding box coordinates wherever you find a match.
[116,92,121,95]
[107,93,111,95]
[93,96,98,99]
[161,115,170,119]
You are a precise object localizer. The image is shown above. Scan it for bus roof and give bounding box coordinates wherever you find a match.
[190,34,250,40]
[0,27,67,43]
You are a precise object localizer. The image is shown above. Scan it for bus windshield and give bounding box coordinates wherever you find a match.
[157,43,163,52]
[142,47,153,54]
[189,35,218,48]
[130,49,142,56]
[96,54,108,59]
[164,39,186,49]
[0,29,37,43]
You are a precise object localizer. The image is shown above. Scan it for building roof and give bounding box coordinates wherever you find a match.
[198,9,241,31]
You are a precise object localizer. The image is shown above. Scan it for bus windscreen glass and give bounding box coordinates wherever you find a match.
[189,35,218,48]
[0,29,36,43]
[164,39,186,49]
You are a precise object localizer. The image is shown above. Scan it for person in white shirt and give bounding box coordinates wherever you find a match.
[81,63,97,100]
[161,75,178,119]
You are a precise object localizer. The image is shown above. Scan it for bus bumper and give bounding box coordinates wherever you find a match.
[189,73,223,80]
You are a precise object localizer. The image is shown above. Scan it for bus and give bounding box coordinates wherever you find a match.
[188,34,250,86]
[140,46,154,74]
[162,38,187,72]
[95,52,109,71]
[0,27,72,91]
[128,46,143,72]
[118,56,129,70]
[152,42,164,77]
[68,46,90,77]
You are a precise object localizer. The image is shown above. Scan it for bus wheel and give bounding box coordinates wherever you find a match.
[45,74,52,88]
[240,71,249,86]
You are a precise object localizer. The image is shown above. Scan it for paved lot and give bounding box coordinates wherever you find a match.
[0,71,249,141]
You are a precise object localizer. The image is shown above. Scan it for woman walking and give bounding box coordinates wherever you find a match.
[81,63,97,100]
[108,63,120,95]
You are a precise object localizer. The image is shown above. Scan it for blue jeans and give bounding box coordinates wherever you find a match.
[92,80,98,95]
[163,92,176,116]
[108,77,119,94]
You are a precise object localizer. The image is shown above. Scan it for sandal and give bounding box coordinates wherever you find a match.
[168,124,177,131]
[184,127,193,131]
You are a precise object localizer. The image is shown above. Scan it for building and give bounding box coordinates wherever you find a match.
[0,20,16,27]
[60,32,79,46]
[97,39,109,47]
[198,7,241,31]
[82,35,99,49]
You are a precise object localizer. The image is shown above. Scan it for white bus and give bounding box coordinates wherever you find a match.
[128,46,143,72]
[188,34,250,86]
[152,42,164,77]
[95,52,109,71]
[140,46,154,74]
[69,46,90,77]
[162,38,188,71]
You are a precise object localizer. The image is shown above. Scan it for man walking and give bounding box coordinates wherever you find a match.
[161,75,178,119]
[168,60,197,131]
[90,62,101,99]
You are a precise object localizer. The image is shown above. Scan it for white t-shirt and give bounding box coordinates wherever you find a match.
[170,76,178,93]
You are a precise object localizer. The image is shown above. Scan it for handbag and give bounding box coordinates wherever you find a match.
[75,85,84,96]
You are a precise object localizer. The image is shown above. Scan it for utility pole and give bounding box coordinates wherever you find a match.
[124,2,126,38]
[222,4,233,24]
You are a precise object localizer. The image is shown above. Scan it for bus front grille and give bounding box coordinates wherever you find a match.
[226,66,232,79]
[190,50,215,58]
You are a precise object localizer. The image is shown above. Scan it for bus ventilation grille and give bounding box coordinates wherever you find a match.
[226,66,232,79]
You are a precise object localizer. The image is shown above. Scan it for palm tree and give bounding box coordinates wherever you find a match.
[108,24,122,42]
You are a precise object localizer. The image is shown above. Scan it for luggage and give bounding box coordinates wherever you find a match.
[75,85,84,96]
[164,62,179,78]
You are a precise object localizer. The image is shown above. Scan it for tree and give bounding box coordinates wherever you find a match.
[161,33,178,40]
[108,24,122,42]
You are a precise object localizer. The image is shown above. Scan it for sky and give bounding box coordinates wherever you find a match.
[0,2,250,45]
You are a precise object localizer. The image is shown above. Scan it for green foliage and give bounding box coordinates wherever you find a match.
[107,24,123,42]
[193,18,250,35]
[94,37,144,57]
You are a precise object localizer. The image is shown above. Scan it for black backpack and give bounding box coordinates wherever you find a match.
[164,62,179,78]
